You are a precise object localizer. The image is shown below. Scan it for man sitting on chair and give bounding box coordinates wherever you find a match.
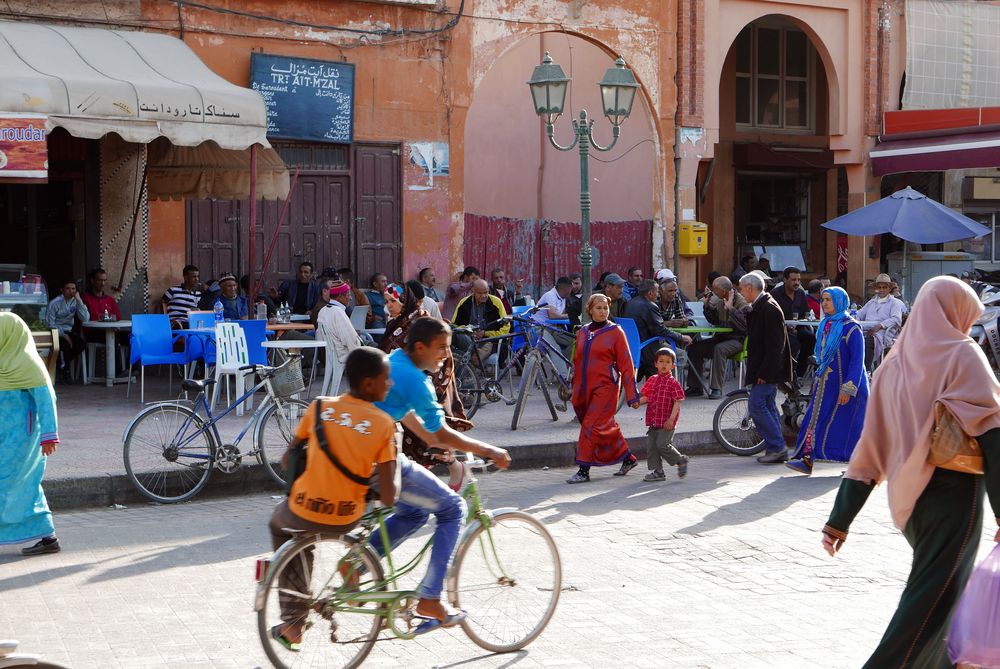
[856,273,904,369]
[685,276,749,399]
[451,279,509,365]
[317,281,363,392]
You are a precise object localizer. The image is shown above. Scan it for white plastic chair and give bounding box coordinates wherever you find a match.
[211,323,251,416]
[350,305,370,331]
[316,321,346,396]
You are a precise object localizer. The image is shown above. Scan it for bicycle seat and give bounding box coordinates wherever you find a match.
[181,378,217,393]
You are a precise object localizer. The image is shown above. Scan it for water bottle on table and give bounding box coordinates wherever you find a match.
[214,300,224,323]
[255,299,267,321]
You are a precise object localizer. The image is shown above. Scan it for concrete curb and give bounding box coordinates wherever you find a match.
[45,429,727,511]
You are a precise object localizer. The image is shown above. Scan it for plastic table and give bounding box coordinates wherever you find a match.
[81,320,132,387]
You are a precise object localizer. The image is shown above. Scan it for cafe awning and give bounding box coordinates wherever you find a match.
[147,138,290,201]
[870,131,1000,176]
[0,20,268,151]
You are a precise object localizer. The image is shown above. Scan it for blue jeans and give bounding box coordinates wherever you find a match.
[748,383,785,453]
[369,458,467,599]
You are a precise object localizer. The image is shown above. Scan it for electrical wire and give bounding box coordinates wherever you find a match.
[589,138,655,163]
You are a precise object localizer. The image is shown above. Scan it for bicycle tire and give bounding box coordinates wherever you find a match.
[511,356,537,430]
[450,511,562,653]
[454,361,483,419]
[2,662,73,668]
[255,398,310,487]
[123,403,215,503]
[258,534,385,669]
[712,391,766,456]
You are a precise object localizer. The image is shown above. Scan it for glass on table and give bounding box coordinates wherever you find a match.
[791,312,799,321]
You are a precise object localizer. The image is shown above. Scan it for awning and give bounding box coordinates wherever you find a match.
[147,138,290,201]
[870,131,1000,176]
[0,20,268,150]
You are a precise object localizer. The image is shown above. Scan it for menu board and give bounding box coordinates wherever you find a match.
[250,53,355,144]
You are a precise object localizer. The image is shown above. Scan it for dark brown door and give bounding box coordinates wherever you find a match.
[186,199,241,280]
[354,144,401,283]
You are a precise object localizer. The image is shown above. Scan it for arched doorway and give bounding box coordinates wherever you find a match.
[462,32,659,295]
[704,14,840,281]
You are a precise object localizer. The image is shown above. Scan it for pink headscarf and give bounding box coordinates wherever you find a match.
[846,276,1000,528]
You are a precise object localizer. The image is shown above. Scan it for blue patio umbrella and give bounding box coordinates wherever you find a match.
[821,186,990,243]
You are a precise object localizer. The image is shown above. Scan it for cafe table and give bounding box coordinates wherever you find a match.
[268,322,315,335]
[262,339,324,395]
[672,326,734,390]
[81,319,132,387]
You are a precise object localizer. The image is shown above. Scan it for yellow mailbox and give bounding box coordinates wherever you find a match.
[678,221,708,256]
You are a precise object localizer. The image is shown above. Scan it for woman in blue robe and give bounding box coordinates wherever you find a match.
[0,312,61,555]
[786,287,868,475]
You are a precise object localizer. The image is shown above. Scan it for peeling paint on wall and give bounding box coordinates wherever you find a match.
[407,141,449,190]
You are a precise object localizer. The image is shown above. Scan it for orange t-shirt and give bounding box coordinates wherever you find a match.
[289,395,397,525]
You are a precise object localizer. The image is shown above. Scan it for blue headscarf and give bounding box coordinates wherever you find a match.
[813,286,853,376]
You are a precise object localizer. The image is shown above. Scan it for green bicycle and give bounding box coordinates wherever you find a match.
[254,459,562,669]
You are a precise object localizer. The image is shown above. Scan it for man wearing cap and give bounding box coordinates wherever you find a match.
[600,273,629,320]
[856,273,905,368]
[209,273,249,321]
[658,278,694,328]
[316,280,362,377]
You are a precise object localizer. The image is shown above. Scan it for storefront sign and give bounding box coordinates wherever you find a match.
[0,114,47,180]
[837,234,849,275]
[250,54,355,144]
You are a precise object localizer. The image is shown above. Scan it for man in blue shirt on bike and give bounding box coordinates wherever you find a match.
[374,316,512,630]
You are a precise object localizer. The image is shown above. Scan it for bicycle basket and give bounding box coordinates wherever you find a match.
[270,357,306,397]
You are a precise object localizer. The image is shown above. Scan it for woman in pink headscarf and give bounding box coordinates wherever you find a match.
[821,276,1000,668]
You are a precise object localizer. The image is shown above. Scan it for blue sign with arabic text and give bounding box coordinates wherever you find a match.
[250,53,355,144]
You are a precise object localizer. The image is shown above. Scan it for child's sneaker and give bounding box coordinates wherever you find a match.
[642,470,666,482]
[677,455,689,479]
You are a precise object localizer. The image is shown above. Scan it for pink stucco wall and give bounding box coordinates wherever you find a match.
[463,33,655,223]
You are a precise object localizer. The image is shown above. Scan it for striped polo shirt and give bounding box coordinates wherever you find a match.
[163,285,201,323]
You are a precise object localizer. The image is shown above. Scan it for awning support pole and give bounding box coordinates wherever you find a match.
[252,167,300,300]
[248,143,258,297]
[114,144,149,294]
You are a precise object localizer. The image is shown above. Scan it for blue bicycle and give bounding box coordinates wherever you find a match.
[122,356,309,503]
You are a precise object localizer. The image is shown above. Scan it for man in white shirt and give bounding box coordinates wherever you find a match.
[317,281,362,393]
[856,273,905,368]
[533,276,572,324]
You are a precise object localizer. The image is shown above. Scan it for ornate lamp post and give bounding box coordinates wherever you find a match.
[527,52,639,305]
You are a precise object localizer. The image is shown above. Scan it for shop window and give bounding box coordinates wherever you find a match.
[964,213,1000,263]
[734,24,813,131]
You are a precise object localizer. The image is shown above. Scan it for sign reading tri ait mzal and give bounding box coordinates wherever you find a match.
[250,53,355,144]
[0,113,48,181]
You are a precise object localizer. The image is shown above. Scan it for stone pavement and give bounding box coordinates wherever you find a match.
[3,456,997,668]
[44,374,736,509]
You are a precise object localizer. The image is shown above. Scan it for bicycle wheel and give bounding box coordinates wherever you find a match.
[510,356,537,430]
[256,398,310,487]
[450,511,561,653]
[123,404,215,503]
[258,535,385,669]
[454,361,482,419]
[712,391,765,456]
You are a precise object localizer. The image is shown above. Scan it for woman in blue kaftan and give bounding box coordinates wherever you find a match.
[0,312,61,555]
[786,287,868,475]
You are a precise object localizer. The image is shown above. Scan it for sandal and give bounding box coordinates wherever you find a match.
[271,625,301,652]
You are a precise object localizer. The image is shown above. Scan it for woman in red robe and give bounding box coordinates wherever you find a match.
[566,294,641,484]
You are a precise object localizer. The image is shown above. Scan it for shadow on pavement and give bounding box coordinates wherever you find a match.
[0,560,91,591]
[83,532,258,584]
[676,473,840,536]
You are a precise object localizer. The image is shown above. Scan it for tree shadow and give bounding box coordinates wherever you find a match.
[676,473,840,536]
[0,561,91,591]
[84,533,260,584]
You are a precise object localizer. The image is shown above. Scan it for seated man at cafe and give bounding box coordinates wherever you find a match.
[161,264,202,329]
[277,261,320,316]
[769,266,814,379]
[452,279,509,365]
[658,278,694,328]
[600,273,629,319]
[210,273,249,320]
[81,267,128,375]
[856,273,905,369]
[685,276,749,399]
[46,279,89,379]
[623,279,692,379]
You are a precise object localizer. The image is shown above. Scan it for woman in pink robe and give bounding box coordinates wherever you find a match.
[566,294,640,484]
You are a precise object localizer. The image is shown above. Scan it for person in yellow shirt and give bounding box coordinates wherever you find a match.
[268,346,400,651]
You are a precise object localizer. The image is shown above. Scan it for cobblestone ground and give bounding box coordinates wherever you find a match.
[2,456,996,668]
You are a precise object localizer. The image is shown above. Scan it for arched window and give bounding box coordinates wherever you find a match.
[734,23,814,131]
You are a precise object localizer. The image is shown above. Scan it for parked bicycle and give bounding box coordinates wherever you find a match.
[450,327,529,419]
[504,311,575,430]
[122,355,309,503]
[254,458,562,669]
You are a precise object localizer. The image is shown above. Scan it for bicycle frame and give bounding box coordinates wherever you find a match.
[150,372,281,462]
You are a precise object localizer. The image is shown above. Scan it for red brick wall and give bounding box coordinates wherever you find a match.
[676,0,705,127]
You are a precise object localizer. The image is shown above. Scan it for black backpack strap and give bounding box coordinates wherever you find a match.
[313,401,370,486]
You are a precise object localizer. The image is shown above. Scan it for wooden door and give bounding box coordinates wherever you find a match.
[354,144,401,283]
[186,199,241,280]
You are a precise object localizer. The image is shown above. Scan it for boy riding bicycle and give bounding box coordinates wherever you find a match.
[373,317,511,629]
[269,347,400,651]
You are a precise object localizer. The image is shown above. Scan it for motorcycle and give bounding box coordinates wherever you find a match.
[971,291,1000,376]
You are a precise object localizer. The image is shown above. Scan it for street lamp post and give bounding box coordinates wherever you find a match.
[527,52,639,306]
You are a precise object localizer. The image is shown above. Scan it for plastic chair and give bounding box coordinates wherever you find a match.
[211,322,265,416]
[350,305,370,331]
[185,312,217,374]
[316,321,346,396]
[127,314,187,403]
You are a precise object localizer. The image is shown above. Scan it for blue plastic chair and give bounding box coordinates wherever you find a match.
[186,312,217,369]
[615,317,670,372]
[510,305,538,351]
[236,319,269,366]
[127,314,188,402]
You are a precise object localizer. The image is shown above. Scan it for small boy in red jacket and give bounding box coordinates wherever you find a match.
[635,347,689,481]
